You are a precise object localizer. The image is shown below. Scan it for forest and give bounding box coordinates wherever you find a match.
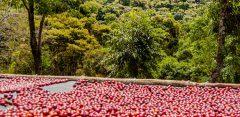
[0,0,239,83]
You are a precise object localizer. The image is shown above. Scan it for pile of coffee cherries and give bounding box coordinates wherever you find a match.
[0,76,68,93]
[0,77,239,116]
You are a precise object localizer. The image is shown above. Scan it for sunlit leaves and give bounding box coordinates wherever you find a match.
[80,1,102,17]
[43,13,103,75]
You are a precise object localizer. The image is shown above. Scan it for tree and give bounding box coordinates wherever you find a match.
[107,10,167,78]
[176,9,217,82]
[43,13,101,75]
[211,0,228,83]
[211,0,240,83]
[21,0,57,74]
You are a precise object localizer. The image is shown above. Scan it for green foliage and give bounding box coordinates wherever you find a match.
[0,32,10,73]
[174,12,184,20]
[119,0,131,6]
[175,7,217,82]
[107,10,168,78]
[152,15,180,55]
[206,1,240,82]
[104,0,115,4]
[35,0,54,14]
[177,2,189,10]
[0,0,10,23]
[0,11,30,73]
[43,13,102,75]
[154,10,216,82]
[223,36,240,83]
[104,13,117,23]
[97,4,127,21]
[41,46,51,74]
[227,1,240,36]
[80,1,102,17]
[220,1,240,83]
[179,0,187,2]
[9,44,34,74]
[16,0,66,15]
[0,33,6,51]
[156,56,201,81]
[91,23,111,45]
[153,1,173,10]
[130,0,148,9]
[76,48,108,76]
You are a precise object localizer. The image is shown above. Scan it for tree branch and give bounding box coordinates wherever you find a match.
[21,0,29,12]
[38,14,46,51]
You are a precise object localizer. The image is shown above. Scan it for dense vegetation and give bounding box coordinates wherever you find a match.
[0,0,239,83]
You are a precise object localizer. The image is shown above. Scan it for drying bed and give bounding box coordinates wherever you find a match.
[0,76,239,116]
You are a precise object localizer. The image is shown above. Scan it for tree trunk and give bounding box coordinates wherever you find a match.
[211,0,228,83]
[27,0,41,75]
[36,14,46,74]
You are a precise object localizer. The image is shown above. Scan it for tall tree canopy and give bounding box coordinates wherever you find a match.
[211,0,240,83]
[108,10,173,78]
